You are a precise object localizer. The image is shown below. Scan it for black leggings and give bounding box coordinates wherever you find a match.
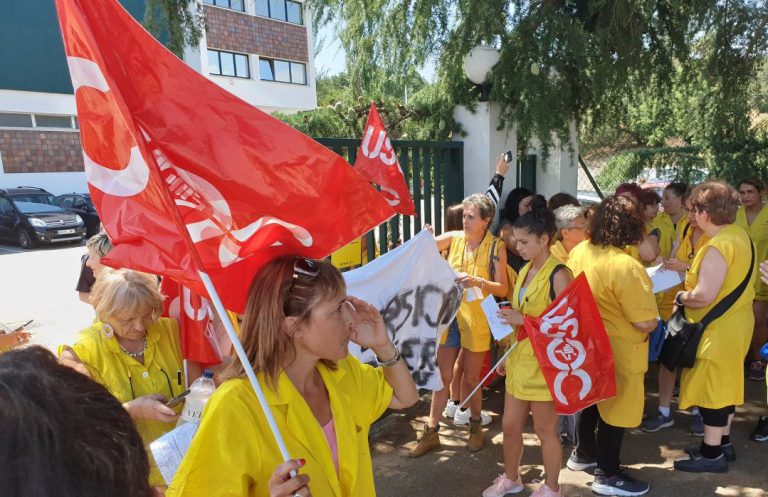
[575,404,625,477]
[699,405,735,427]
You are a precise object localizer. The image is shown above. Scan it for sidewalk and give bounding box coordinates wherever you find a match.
[370,365,768,496]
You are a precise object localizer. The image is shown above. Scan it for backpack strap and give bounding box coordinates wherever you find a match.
[697,241,755,328]
[549,263,570,301]
[488,238,500,282]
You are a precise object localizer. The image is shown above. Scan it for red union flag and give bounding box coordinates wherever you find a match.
[161,279,222,368]
[54,0,395,313]
[355,103,416,215]
[521,273,616,415]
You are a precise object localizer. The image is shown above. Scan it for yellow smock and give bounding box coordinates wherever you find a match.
[568,242,658,428]
[735,205,768,301]
[166,356,393,497]
[651,212,679,259]
[446,231,504,352]
[551,240,569,264]
[679,225,756,410]
[505,255,565,401]
[64,318,186,486]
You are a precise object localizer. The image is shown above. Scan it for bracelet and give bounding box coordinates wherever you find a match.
[375,343,401,368]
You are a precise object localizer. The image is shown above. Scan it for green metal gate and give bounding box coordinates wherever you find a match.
[316,138,464,260]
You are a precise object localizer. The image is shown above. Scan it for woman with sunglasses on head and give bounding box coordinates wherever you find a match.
[167,257,418,497]
[59,268,192,487]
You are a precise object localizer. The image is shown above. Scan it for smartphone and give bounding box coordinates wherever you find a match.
[498,300,511,310]
[504,150,513,163]
[165,389,190,408]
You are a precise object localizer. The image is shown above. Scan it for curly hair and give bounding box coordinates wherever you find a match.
[0,346,151,497]
[690,181,740,226]
[462,193,496,222]
[589,195,645,247]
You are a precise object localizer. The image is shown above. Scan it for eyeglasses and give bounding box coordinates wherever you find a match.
[284,258,319,308]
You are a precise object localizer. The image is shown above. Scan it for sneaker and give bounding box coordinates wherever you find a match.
[592,469,649,496]
[454,408,492,426]
[689,412,705,437]
[442,400,458,419]
[482,473,524,497]
[750,415,768,442]
[640,411,674,432]
[748,360,766,381]
[685,443,735,462]
[674,453,728,473]
[468,418,485,452]
[408,425,440,458]
[530,483,562,497]
[566,449,597,472]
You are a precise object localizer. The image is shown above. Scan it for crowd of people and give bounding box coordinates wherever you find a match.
[1,155,768,497]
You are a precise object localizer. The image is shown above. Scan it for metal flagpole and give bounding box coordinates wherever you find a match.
[457,340,518,411]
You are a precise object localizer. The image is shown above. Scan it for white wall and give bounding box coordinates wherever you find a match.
[0,90,76,115]
[529,119,579,198]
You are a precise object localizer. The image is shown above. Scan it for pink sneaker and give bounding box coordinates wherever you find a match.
[530,483,563,497]
[482,473,524,497]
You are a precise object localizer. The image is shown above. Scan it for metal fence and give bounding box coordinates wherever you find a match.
[315,138,464,260]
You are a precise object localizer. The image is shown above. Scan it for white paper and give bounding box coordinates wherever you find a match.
[480,294,514,340]
[149,422,199,485]
[646,263,683,294]
[465,286,483,302]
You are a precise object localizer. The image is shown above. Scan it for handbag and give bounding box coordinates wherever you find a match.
[659,241,754,371]
[648,320,666,362]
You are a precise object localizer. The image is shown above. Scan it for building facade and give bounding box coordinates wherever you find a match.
[0,0,317,194]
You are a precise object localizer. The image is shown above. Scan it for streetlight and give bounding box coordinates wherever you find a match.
[463,44,500,101]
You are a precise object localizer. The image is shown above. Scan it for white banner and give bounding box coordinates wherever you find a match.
[344,231,461,390]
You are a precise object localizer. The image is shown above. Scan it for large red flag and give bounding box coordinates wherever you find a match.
[55,0,395,313]
[354,103,416,215]
[520,273,616,415]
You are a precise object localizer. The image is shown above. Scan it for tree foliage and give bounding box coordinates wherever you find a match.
[144,0,204,58]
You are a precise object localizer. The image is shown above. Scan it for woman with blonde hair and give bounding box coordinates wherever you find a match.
[167,257,418,497]
[60,268,190,486]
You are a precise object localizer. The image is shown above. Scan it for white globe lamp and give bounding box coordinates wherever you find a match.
[463,45,500,85]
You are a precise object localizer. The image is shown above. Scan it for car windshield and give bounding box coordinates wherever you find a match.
[83,195,94,209]
[11,194,64,213]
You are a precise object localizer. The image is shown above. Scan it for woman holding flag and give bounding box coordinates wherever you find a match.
[482,208,572,497]
[167,256,418,497]
[566,195,659,497]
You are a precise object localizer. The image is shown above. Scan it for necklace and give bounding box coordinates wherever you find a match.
[120,336,147,358]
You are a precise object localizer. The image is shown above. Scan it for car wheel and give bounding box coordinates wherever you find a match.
[16,229,35,249]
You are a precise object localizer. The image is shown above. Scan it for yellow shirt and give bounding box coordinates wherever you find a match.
[680,225,755,409]
[506,255,565,401]
[167,356,394,497]
[551,240,569,264]
[568,242,658,427]
[446,231,504,352]
[65,318,186,486]
[735,205,768,300]
[657,220,708,320]
[651,212,678,259]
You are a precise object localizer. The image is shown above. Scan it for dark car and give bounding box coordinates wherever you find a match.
[0,187,86,249]
[58,192,100,237]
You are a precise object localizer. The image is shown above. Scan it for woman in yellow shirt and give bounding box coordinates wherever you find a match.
[167,257,418,497]
[482,208,572,497]
[674,182,755,473]
[59,269,191,487]
[566,195,659,497]
[551,204,588,264]
[616,183,661,265]
[735,178,768,381]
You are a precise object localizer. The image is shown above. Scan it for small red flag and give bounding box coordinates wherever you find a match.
[354,103,416,215]
[521,274,616,415]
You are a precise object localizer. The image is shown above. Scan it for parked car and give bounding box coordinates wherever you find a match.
[57,192,100,237]
[0,187,86,249]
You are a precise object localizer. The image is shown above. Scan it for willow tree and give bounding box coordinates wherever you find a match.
[310,0,768,175]
[144,0,204,58]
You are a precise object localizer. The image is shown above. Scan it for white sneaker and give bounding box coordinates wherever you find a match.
[442,400,458,419]
[454,408,492,426]
[482,473,524,497]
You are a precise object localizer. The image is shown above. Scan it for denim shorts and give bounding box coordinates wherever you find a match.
[441,320,461,349]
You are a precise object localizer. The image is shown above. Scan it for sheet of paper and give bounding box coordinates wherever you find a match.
[149,422,198,485]
[465,286,483,302]
[480,294,514,340]
[646,263,683,294]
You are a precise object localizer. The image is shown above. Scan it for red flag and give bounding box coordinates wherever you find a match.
[354,103,416,215]
[161,279,222,368]
[55,0,395,313]
[521,273,616,415]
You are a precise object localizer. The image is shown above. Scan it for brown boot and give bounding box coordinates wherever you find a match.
[409,424,440,458]
[468,418,484,452]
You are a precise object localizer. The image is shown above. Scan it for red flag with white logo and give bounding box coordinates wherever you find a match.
[160,279,222,368]
[54,0,395,313]
[520,273,616,415]
[354,103,416,215]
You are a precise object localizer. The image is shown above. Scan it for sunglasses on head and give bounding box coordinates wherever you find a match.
[284,258,320,309]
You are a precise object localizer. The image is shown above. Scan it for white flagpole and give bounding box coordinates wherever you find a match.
[198,271,296,471]
[457,340,518,411]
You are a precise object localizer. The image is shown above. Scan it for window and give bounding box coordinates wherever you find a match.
[0,113,33,128]
[0,198,13,217]
[0,113,78,130]
[74,197,88,209]
[207,50,250,78]
[202,0,244,12]
[259,58,307,85]
[59,196,74,208]
[34,115,73,129]
[254,0,303,25]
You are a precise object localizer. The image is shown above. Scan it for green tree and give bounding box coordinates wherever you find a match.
[144,0,204,58]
